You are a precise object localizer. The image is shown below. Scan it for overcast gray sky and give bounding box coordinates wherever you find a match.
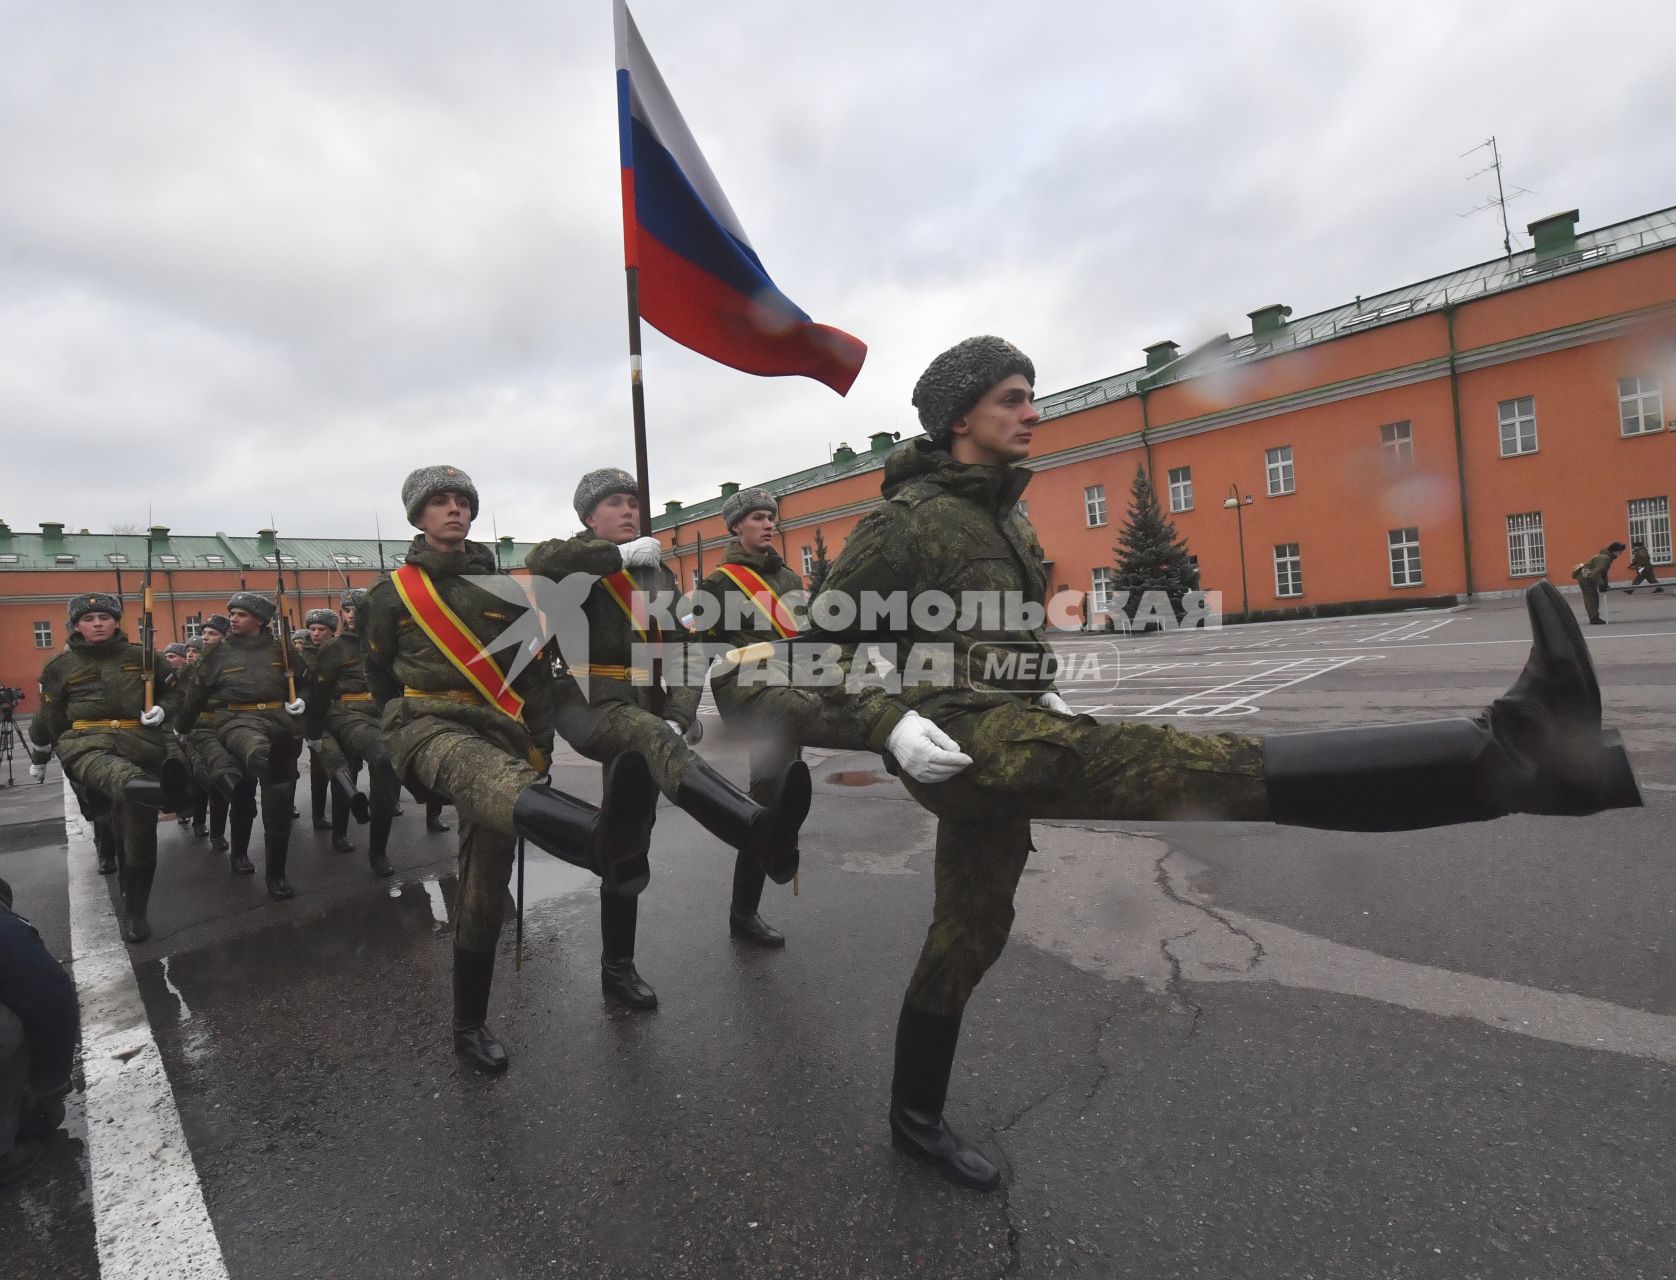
[6,0,1675,541]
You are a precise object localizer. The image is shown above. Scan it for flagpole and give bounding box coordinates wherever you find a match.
[625,264,654,536]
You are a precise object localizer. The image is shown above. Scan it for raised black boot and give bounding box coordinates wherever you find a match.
[425,799,450,833]
[889,999,1001,1192]
[1264,582,1642,829]
[367,812,394,878]
[264,829,295,900]
[228,784,257,875]
[121,776,171,809]
[512,753,659,897]
[728,850,784,948]
[674,758,810,886]
[452,948,508,1074]
[120,862,155,944]
[310,755,331,830]
[600,890,657,1010]
[330,766,372,826]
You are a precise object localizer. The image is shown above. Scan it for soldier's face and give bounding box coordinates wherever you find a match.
[418,490,473,546]
[202,630,223,650]
[228,608,263,637]
[165,652,187,669]
[950,374,1038,466]
[735,510,776,554]
[75,611,118,643]
[341,606,356,629]
[307,623,333,644]
[585,492,642,545]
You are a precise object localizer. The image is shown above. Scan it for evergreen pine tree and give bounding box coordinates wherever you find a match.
[806,527,832,596]
[1111,464,1198,627]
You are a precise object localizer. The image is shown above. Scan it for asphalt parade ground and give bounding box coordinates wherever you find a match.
[4,589,1674,1279]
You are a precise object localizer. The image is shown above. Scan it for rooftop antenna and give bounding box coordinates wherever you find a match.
[1459,136,1532,259]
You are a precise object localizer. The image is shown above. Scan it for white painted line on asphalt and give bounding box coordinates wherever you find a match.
[63,781,229,1280]
[1640,781,1676,792]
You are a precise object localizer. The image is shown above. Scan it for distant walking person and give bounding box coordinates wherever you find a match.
[1570,541,1626,625]
[1624,541,1664,593]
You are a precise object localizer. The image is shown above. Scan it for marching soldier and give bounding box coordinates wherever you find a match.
[299,607,371,851]
[524,469,813,1009]
[26,593,190,942]
[1624,540,1664,593]
[160,644,195,830]
[691,487,873,947]
[815,336,1643,1191]
[179,615,235,854]
[1570,541,1626,625]
[362,465,662,1074]
[305,589,399,878]
[174,592,308,899]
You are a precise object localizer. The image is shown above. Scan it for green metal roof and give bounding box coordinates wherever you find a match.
[0,526,543,573]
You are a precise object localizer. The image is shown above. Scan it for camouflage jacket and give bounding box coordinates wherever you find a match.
[523,533,701,732]
[361,536,573,752]
[303,629,374,738]
[818,440,1056,750]
[1630,545,1652,570]
[692,539,805,708]
[1573,550,1620,583]
[175,630,296,732]
[30,632,178,759]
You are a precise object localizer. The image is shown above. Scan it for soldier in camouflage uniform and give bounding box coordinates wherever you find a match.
[159,643,197,831]
[174,591,309,900]
[691,487,873,948]
[817,336,1643,1192]
[524,469,813,1009]
[178,615,235,853]
[362,465,661,1074]
[26,593,190,942]
[305,589,399,878]
[297,607,371,852]
[1571,541,1626,624]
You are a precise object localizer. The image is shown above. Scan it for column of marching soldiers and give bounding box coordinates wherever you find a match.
[23,337,1646,1194]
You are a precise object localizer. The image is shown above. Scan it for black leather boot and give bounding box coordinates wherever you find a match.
[600,891,657,1010]
[729,850,784,947]
[675,758,810,885]
[889,999,1000,1192]
[159,756,192,809]
[94,819,118,875]
[121,777,170,809]
[330,767,372,825]
[512,753,659,897]
[425,799,450,833]
[452,948,508,1074]
[209,794,230,852]
[263,830,294,900]
[120,863,154,944]
[310,756,331,830]
[229,784,257,874]
[330,788,354,853]
[191,790,208,838]
[367,813,394,878]
[1265,583,1642,829]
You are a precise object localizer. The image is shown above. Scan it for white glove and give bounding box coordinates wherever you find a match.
[284,698,306,716]
[1035,691,1072,716]
[618,536,664,570]
[140,706,166,727]
[885,711,973,784]
[29,762,47,783]
[305,738,323,754]
[664,718,703,745]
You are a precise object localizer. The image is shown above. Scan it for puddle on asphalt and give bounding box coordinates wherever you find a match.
[161,955,194,1023]
[826,769,886,786]
[393,851,595,926]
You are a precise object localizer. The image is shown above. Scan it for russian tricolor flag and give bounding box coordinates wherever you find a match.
[614,1,867,396]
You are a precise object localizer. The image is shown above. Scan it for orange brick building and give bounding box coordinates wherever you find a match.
[6,206,1674,712]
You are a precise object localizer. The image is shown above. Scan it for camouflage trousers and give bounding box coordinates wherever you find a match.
[399,718,541,953]
[899,702,1267,1018]
[325,706,400,820]
[214,711,302,838]
[182,722,239,786]
[59,728,170,870]
[1578,577,1603,622]
[566,701,694,804]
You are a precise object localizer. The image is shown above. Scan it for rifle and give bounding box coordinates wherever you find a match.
[271,523,297,703]
[374,514,387,577]
[142,526,156,712]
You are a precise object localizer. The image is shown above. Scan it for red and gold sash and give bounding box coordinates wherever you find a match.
[391,564,525,721]
[717,563,800,638]
[599,570,651,638]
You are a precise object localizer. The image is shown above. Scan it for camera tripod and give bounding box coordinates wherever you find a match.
[0,707,16,787]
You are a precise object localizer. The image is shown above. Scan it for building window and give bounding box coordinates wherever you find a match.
[157,554,179,566]
[801,545,813,576]
[1091,567,1114,613]
[1498,397,1538,456]
[34,621,53,648]
[1167,466,1193,513]
[202,554,225,566]
[106,553,129,565]
[332,553,365,566]
[1380,421,1414,471]
[53,554,76,564]
[1265,446,1295,496]
[1506,512,1546,577]
[1619,376,1664,436]
[184,615,202,640]
[1388,527,1423,587]
[0,553,18,564]
[1084,484,1108,527]
[1273,543,1303,598]
[1628,496,1672,564]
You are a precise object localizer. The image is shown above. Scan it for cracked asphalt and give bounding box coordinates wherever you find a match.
[4,591,1675,1278]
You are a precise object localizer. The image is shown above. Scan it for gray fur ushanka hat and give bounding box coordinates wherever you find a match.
[911,336,1036,443]
[226,591,277,623]
[573,468,639,524]
[402,465,480,526]
[721,487,778,531]
[304,608,339,630]
[67,592,123,627]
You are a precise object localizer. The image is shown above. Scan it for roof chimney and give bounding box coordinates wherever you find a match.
[1143,341,1180,372]
[1527,209,1580,260]
[832,442,856,463]
[664,500,684,516]
[868,431,898,453]
[256,528,276,555]
[40,521,65,542]
[1248,304,1292,339]
[719,482,740,498]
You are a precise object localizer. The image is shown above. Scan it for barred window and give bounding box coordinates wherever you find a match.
[1388,527,1423,587]
[1618,376,1664,437]
[1627,496,1672,564]
[1084,484,1108,527]
[1265,446,1295,496]
[1380,421,1414,471]
[1506,512,1546,577]
[1498,397,1537,456]
[1167,466,1194,513]
[1273,543,1303,598]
